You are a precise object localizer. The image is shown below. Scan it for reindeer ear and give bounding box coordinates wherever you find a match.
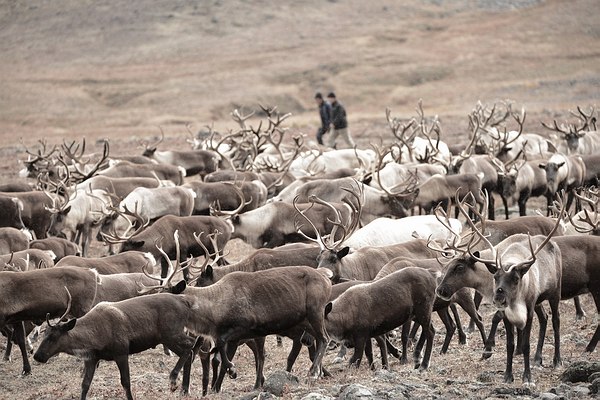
[204,265,213,278]
[232,215,240,224]
[130,240,145,248]
[172,280,187,294]
[324,302,333,319]
[515,261,534,277]
[362,175,373,185]
[63,205,71,214]
[337,247,350,260]
[557,161,565,168]
[483,261,498,274]
[61,319,77,332]
[538,163,546,170]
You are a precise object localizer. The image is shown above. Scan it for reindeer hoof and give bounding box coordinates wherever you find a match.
[21,369,31,376]
[481,350,493,360]
[228,367,237,379]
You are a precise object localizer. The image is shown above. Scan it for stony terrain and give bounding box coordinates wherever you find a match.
[0,0,598,399]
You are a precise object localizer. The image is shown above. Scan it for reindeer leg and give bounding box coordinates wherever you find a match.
[503,318,515,383]
[210,352,220,390]
[213,341,237,393]
[385,335,400,359]
[437,308,455,354]
[399,322,410,364]
[418,322,435,371]
[12,323,31,375]
[450,304,467,345]
[585,292,600,352]
[549,296,561,367]
[468,292,483,333]
[167,335,196,393]
[502,195,510,220]
[114,356,133,400]
[521,313,534,384]
[364,338,375,370]
[375,335,389,370]
[408,321,419,346]
[533,304,548,366]
[488,189,495,220]
[574,296,586,320]
[518,190,530,217]
[286,336,303,373]
[413,323,428,369]
[3,327,13,361]
[81,359,99,400]
[457,293,487,346]
[348,335,366,369]
[483,311,503,359]
[246,337,265,389]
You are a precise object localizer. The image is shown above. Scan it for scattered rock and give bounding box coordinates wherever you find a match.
[550,383,573,396]
[570,385,590,397]
[589,371,600,383]
[338,384,375,399]
[590,378,600,395]
[538,392,558,400]
[493,386,534,396]
[560,361,600,383]
[477,371,496,383]
[239,392,277,400]
[301,393,334,400]
[373,369,396,382]
[262,370,299,397]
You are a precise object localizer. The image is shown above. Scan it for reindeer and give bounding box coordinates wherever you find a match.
[412,173,485,217]
[0,191,57,239]
[98,160,185,184]
[184,180,267,215]
[170,266,332,390]
[0,227,30,254]
[56,251,158,275]
[96,186,196,250]
[76,175,174,200]
[494,158,549,218]
[33,291,204,400]
[194,243,320,287]
[0,266,158,375]
[141,131,226,178]
[0,249,56,271]
[282,175,417,224]
[441,197,565,384]
[342,215,462,250]
[538,152,586,212]
[29,237,81,261]
[101,214,232,279]
[385,101,451,164]
[542,105,600,155]
[325,267,436,370]
[225,196,354,249]
[294,193,437,282]
[44,186,113,257]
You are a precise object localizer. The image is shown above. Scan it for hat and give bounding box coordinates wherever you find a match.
[315,92,323,99]
[327,92,336,99]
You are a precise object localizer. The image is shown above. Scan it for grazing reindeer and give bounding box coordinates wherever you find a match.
[0,227,30,254]
[172,265,332,390]
[295,193,437,282]
[325,267,436,370]
[463,198,565,384]
[33,289,203,400]
[29,237,81,261]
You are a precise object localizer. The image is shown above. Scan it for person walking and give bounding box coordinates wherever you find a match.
[314,92,331,145]
[326,92,355,149]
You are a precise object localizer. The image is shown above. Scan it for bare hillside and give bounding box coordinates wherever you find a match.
[0,0,598,144]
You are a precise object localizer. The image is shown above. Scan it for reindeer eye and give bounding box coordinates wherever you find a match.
[456,264,464,271]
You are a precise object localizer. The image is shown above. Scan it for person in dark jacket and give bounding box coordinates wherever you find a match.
[315,92,331,145]
[326,92,355,149]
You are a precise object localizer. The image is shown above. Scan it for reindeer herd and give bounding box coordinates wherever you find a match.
[0,101,599,399]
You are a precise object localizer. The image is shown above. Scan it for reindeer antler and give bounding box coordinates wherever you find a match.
[46,286,73,327]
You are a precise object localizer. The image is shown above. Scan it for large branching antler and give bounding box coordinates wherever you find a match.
[187,231,226,285]
[58,140,110,184]
[293,182,363,250]
[139,230,185,293]
[99,202,149,244]
[569,188,600,234]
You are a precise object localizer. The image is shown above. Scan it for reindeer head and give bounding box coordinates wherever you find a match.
[33,287,74,364]
[538,154,566,194]
[293,184,362,283]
